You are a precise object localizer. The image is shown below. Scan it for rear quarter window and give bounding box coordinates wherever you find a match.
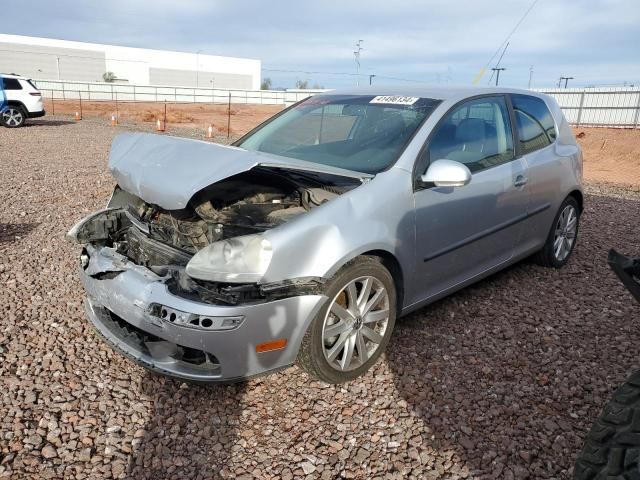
[2,78,22,90]
[511,94,557,155]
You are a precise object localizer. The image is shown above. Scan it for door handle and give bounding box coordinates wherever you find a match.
[514,175,528,187]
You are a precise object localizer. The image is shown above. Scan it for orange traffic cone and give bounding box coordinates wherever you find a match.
[111,114,117,126]
[74,111,81,121]
[206,124,214,139]
[156,119,165,132]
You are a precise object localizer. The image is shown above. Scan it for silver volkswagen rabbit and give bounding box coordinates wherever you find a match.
[68,87,582,383]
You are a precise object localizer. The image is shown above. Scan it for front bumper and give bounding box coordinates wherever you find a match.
[80,246,326,382]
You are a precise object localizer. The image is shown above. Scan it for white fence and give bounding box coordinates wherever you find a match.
[31,79,640,128]
[538,87,640,128]
[32,79,325,106]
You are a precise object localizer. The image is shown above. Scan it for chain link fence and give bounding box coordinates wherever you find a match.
[31,79,329,137]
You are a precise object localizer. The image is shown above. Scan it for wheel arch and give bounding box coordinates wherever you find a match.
[568,189,583,212]
[322,247,405,312]
[6,100,27,110]
[360,249,405,314]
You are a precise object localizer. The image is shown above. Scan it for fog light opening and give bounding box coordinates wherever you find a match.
[201,318,213,328]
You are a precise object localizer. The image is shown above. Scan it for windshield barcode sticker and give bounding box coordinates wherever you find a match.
[370,96,420,105]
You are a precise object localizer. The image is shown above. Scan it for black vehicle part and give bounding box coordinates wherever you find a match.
[575,370,640,479]
[608,249,640,302]
[575,249,640,479]
[74,209,131,245]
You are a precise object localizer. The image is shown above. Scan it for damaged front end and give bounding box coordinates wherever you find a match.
[69,164,359,305]
[68,132,372,381]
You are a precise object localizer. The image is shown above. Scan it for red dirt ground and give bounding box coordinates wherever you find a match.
[43,98,283,137]
[573,127,640,188]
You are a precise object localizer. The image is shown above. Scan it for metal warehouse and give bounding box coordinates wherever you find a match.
[0,34,261,90]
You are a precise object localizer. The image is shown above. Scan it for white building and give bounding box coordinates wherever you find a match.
[0,34,261,90]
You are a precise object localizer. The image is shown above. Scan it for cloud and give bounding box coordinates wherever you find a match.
[2,0,639,88]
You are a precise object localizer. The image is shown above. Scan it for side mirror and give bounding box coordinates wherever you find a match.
[420,159,472,188]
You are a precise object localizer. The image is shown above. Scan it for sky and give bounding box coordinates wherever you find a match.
[2,0,640,89]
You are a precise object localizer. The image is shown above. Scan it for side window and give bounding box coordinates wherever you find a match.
[2,78,22,90]
[427,96,514,173]
[511,95,557,155]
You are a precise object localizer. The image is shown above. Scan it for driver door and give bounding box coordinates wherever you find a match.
[409,95,530,305]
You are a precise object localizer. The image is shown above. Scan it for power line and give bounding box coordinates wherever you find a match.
[262,67,432,84]
[472,0,540,84]
[263,68,362,77]
[374,75,431,84]
[0,48,148,64]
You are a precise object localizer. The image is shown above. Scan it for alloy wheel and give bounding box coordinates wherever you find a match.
[553,205,577,262]
[322,275,390,372]
[2,108,24,127]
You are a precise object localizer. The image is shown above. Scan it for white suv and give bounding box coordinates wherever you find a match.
[0,73,45,127]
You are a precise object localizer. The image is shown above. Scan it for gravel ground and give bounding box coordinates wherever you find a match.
[1,119,639,479]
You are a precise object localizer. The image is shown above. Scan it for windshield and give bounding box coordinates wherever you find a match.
[238,94,440,174]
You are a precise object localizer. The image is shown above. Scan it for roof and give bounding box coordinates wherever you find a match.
[321,85,548,103]
[0,73,26,79]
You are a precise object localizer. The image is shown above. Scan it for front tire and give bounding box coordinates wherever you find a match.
[575,370,640,479]
[534,196,580,268]
[1,105,27,128]
[297,256,397,384]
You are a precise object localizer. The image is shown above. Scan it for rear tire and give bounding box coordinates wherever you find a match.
[575,369,640,479]
[297,256,397,384]
[534,196,580,268]
[1,105,27,128]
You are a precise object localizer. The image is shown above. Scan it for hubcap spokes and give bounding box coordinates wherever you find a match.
[322,276,390,372]
[3,109,22,126]
[553,205,577,261]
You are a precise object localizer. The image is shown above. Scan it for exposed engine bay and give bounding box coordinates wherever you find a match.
[76,167,361,305]
[125,168,344,255]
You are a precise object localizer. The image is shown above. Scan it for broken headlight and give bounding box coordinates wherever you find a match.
[185,234,272,283]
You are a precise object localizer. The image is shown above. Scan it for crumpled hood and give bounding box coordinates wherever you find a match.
[108,133,371,210]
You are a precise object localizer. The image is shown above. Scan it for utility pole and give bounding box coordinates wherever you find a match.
[196,49,203,88]
[369,74,376,86]
[528,65,534,89]
[487,42,510,86]
[354,40,364,86]
[491,67,506,86]
[559,76,574,88]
